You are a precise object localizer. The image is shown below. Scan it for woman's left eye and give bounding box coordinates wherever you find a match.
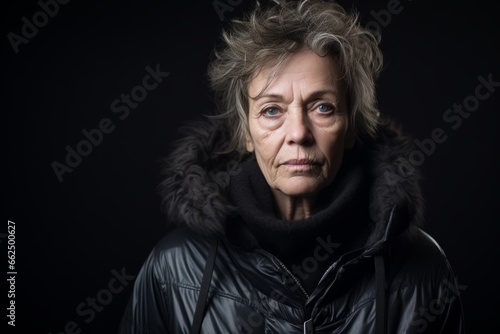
[315,104,334,113]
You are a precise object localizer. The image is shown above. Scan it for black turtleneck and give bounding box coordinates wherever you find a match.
[228,148,373,294]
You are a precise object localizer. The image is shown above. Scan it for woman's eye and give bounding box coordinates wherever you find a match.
[263,107,280,116]
[316,104,334,113]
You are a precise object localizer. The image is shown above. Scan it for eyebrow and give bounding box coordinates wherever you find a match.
[251,90,339,104]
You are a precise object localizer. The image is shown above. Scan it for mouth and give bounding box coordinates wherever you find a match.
[283,159,317,165]
[281,159,320,170]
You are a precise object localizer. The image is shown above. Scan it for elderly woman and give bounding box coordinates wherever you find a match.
[119,1,464,333]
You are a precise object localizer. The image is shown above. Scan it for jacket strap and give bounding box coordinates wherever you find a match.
[190,239,218,334]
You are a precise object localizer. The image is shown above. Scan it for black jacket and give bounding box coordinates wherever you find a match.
[119,116,465,333]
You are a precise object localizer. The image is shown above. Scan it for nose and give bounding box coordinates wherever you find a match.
[285,110,313,146]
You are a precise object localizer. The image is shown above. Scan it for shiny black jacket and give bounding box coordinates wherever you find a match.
[119,117,465,333]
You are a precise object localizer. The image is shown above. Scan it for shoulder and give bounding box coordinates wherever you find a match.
[402,227,449,259]
[388,227,457,286]
[152,226,212,257]
[385,230,465,333]
[119,228,219,333]
[138,227,214,284]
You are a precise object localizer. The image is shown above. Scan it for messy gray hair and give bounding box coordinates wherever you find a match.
[207,0,383,154]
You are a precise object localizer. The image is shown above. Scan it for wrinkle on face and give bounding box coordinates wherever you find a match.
[246,48,351,220]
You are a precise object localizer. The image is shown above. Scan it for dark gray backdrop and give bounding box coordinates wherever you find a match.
[4,0,499,332]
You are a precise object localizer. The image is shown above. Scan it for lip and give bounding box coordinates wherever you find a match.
[282,159,319,166]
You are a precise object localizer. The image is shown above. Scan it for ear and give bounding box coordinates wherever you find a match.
[245,131,255,152]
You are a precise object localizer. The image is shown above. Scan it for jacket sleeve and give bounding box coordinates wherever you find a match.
[433,274,466,334]
[118,247,169,334]
[406,268,466,333]
[403,235,466,333]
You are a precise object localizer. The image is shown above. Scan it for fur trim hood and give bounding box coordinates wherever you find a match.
[158,115,425,249]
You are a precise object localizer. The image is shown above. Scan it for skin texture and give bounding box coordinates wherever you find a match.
[246,48,353,221]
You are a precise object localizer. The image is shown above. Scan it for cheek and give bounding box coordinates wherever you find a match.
[249,123,281,160]
[253,133,281,166]
[316,126,347,164]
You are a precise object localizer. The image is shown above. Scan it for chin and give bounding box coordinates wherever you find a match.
[275,177,324,197]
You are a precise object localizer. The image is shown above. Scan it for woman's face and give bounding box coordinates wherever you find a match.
[246,48,353,197]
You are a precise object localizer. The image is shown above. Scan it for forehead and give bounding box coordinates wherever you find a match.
[248,48,342,97]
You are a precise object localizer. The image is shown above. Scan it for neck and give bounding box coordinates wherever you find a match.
[271,189,317,220]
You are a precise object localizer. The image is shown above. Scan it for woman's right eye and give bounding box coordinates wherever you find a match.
[263,107,280,117]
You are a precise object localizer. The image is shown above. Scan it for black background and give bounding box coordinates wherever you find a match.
[3,0,499,333]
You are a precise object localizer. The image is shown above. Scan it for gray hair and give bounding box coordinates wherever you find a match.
[207,0,383,154]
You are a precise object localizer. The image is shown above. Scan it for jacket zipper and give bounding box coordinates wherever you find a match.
[272,258,315,334]
[256,249,314,332]
[255,248,310,300]
[274,258,310,300]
